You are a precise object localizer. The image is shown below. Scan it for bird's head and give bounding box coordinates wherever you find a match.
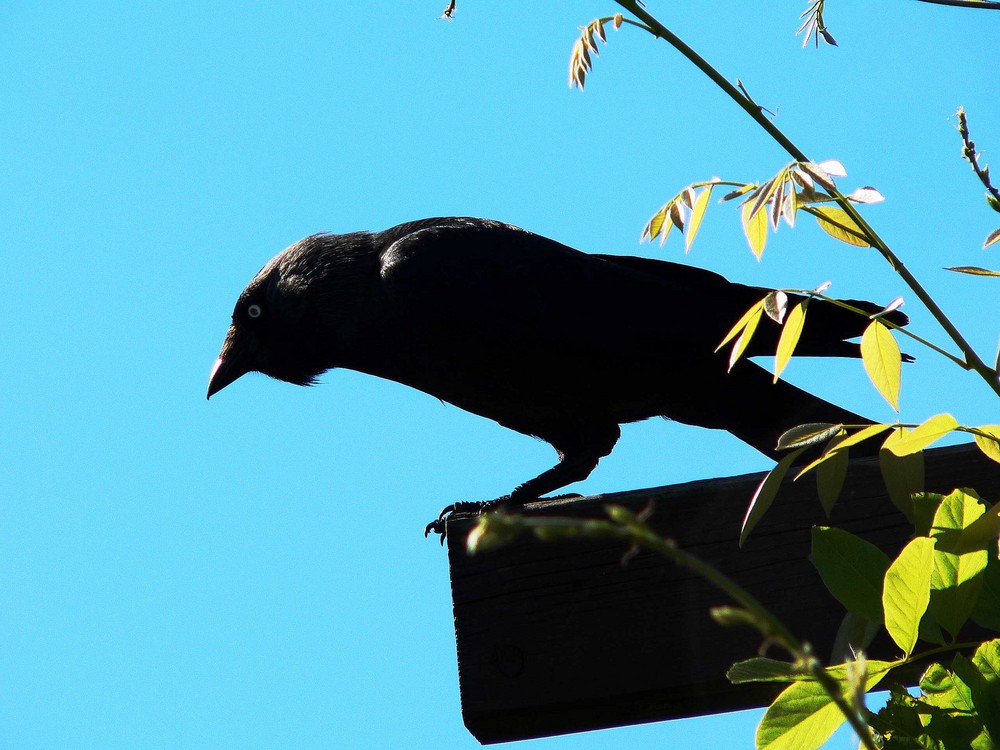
[207,237,337,399]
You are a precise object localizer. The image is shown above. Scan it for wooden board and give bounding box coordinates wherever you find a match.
[444,443,1000,744]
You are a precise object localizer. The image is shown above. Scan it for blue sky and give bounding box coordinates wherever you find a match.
[2,2,997,748]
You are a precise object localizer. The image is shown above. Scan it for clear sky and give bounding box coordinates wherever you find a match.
[3,2,997,748]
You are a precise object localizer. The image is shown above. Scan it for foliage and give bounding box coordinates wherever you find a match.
[444,1,1000,748]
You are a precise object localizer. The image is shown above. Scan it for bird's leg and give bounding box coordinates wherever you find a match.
[424,425,620,539]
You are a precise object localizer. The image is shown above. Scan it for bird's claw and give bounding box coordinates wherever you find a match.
[424,498,508,543]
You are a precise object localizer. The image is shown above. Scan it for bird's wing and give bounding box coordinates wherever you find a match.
[375,218,748,362]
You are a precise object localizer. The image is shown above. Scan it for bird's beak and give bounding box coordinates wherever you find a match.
[207,329,250,399]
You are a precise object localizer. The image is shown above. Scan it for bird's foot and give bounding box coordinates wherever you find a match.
[424,497,509,542]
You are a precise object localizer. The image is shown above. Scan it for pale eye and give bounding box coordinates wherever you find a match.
[247,304,262,319]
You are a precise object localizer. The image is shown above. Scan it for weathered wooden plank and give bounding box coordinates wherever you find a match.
[444,443,1000,744]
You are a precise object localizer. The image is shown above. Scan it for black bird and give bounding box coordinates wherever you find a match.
[208,217,905,532]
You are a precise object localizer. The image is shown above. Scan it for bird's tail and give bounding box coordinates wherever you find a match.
[667,361,880,461]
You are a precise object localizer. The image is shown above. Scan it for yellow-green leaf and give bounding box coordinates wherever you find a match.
[779,422,843,452]
[811,527,891,623]
[755,664,892,750]
[755,680,845,750]
[716,298,766,351]
[880,430,924,520]
[685,186,713,253]
[945,265,1000,277]
[742,200,769,259]
[741,448,806,546]
[985,227,1000,249]
[886,413,959,456]
[973,425,1000,464]
[793,424,892,481]
[812,206,871,247]
[728,308,762,371]
[929,489,989,638]
[817,441,849,516]
[883,536,936,657]
[773,300,808,382]
[861,321,901,411]
[642,204,670,244]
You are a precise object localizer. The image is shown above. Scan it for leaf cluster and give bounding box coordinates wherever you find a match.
[726,489,1000,749]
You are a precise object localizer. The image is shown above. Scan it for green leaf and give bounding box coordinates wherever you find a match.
[741,447,806,546]
[959,495,1000,554]
[954,644,1000,745]
[880,430,925,520]
[642,203,674,245]
[973,425,1000,464]
[861,320,902,411]
[928,489,989,638]
[972,555,1000,631]
[728,306,762,371]
[742,199,769,259]
[793,424,893,482]
[756,663,893,750]
[727,657,807,684]
[774,300,808,382]
[685,186,712,252]
[716,298,766,351]
[755,679,845,750]
[831,422,893,452]
[944,265,1000,277]
[886,413,959,456]
[811,526,891,623]
[812,206,871,247]
[883,537,936,657]
[777,422,843,451]
[913,492,945,537]
[921,662,976,712]
[816,438,849,515]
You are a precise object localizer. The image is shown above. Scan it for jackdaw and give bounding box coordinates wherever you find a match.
[208,217,905,533]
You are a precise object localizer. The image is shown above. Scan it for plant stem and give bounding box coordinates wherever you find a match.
[612,0,1000,398]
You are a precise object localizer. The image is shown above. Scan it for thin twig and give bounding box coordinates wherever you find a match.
[611,0,1000,398]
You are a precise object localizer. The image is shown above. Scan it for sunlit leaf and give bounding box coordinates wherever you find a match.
[871,296,905,319]
[770,178,787,230]
[812,206,871,247]
[985,228,1000,249]
[811,527,891,623]
[740,447,806,546]
[776,422,842,451]
[742,200,769,259]
[848,186,885,204]
[727,658,807,684]
[669,200,686,232]
[781,185,798,228]
[973,425,1000,464]
[756,664,891,750]
[800,162,837,191]
[716,298,766,351]
[720,183,755,203]
[728,308,762,371]
[886,413,959,456]
[685,186,713,252]
[945,265,1000,277]
[861,321,902,411]
[642,203,673,245]
[883,537,936,657]
[929,489,989,638]
[764,290,788,324]
[817,159,847,178]
[880,432,923,520]
[774,300,808,382]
